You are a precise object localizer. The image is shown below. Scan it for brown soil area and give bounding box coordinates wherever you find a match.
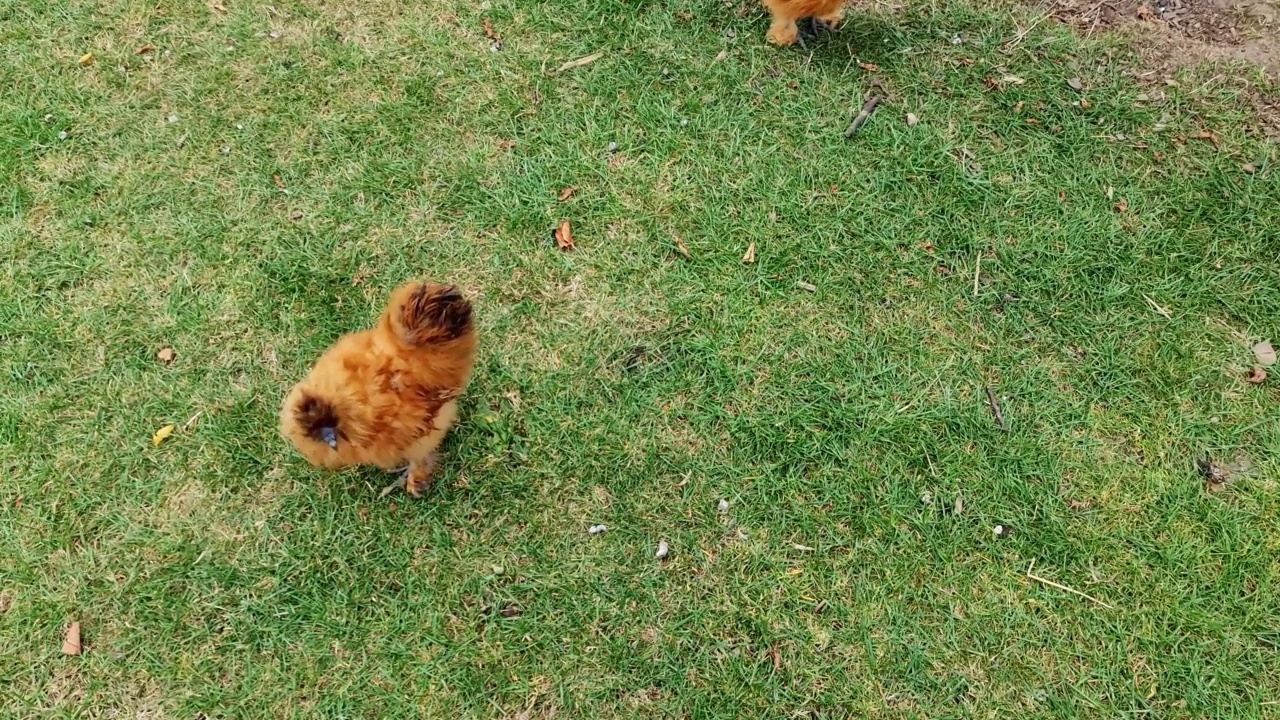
[1038,0,1280,79]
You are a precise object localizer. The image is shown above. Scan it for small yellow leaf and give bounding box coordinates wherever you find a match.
[785,567,804,576]
[78,53,95,67]
[152,424,176,447]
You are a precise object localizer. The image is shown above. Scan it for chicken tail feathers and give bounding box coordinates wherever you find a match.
[389,282,473,347]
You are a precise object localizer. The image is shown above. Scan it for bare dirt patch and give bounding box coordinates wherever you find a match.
[1038,0,1280,78]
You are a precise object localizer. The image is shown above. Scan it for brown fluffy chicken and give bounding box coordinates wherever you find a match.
[280,281,477,497]
[761,0,847,46]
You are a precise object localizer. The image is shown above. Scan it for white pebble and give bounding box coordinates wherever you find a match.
[167,114,179,123]
[607,141,619,153]
[680,119,688,127]
[220,146,231,154]
[236,123,244,130]
[588,524,607,535]
[717,499,729,514]
[269,30,281,39]
[57,131,68,140]
[44,114,55,123]
[655,540,669,560]
[920,491,932,505]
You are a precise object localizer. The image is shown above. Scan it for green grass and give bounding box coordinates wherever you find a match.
[3,0,1279,715]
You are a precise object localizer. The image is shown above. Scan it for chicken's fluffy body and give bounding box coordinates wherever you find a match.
[280,282,477,496]
[762,0,847,45]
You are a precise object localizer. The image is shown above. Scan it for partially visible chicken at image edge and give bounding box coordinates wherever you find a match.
[280,281,477,497]
[762,0,848,46]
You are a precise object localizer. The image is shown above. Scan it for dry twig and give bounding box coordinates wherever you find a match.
[1026,559,1113,608]
[843,95,882,138]
[985,386,1009,432]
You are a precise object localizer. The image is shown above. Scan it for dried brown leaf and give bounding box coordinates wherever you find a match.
[858,62,879,72]
[1067,77,1083,91]
[136,45,156,55]
[500,604,522,618]
[62,622,82,655]
[675,11,694,20]
[674,235,690,258]
[558,186,577,202]
[157,347,176,363]
[1067,498,1092,510]
[1242,163,1256,174]
[796,281,817,292]
[1192,130,1218,146]
[272,174,285,190]
[742,242,756,264]
[554,220,575,250]
[1114,198,1129,213]
[1245,366,1267,384]
[482,18,498,40]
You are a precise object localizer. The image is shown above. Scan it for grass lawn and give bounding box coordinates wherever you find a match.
[3,0,1279,715]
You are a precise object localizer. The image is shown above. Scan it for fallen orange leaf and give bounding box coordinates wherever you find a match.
[554,220,574,250]
[1245,366,1267,384]
[62,622,81,655]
